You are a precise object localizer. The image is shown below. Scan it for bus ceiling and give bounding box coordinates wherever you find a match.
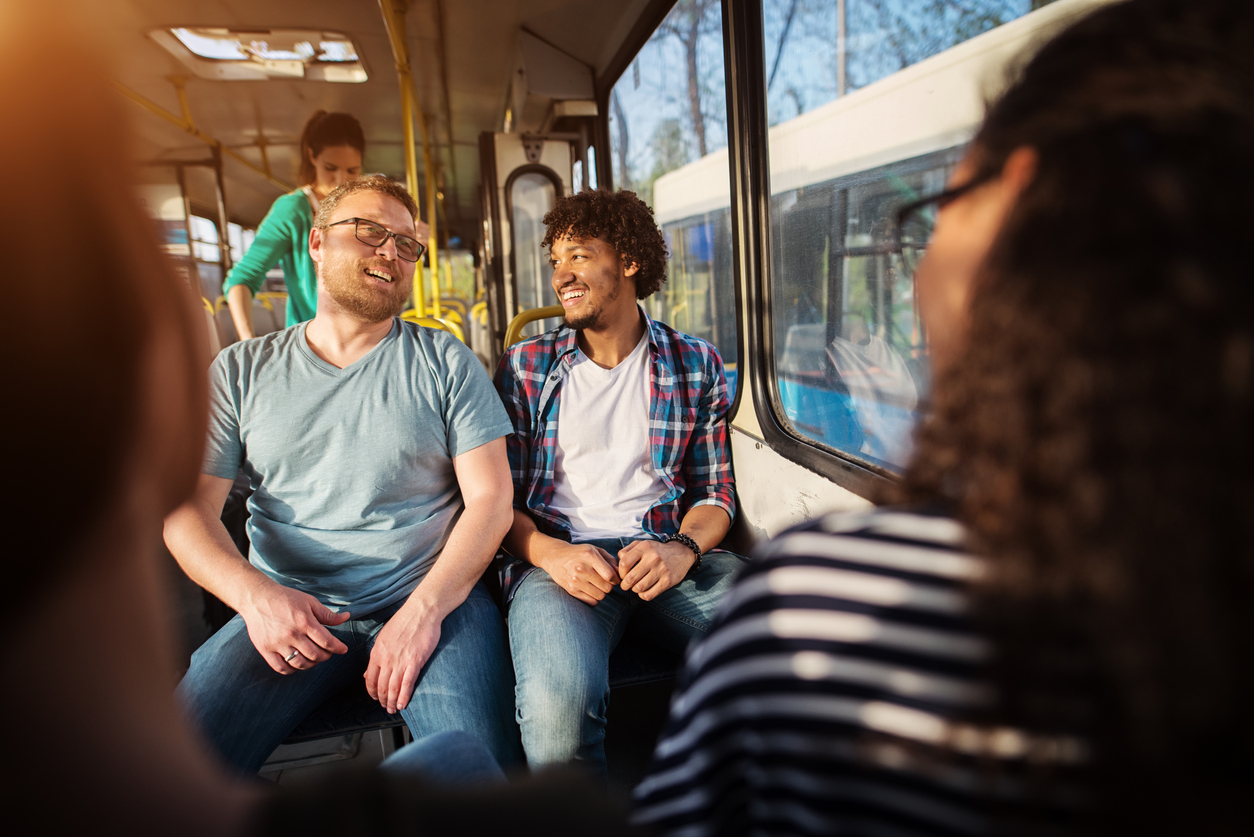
[104,0,650,241]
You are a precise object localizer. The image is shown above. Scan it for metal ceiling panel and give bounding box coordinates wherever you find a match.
[93,0,661,240]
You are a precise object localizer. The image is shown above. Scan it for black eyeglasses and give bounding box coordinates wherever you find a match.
[327,217,426,263]
[893,171,995,277]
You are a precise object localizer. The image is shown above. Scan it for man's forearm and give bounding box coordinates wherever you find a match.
[163,500,274,612]
[678,504,733,554]
[401,494,512,621]
[501,508,571,574]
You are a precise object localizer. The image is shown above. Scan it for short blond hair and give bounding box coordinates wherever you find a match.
[314,175,419,229]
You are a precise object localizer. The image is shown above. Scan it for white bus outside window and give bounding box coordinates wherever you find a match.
[759,0,1070,472]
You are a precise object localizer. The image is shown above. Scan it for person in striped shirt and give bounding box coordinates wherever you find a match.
[635,0,1254,832]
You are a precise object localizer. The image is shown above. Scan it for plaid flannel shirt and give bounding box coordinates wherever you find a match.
[493,307,736,601]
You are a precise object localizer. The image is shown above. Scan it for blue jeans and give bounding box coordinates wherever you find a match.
[380,730,506,785]
[507,538,745,774]
[177,582,522,775]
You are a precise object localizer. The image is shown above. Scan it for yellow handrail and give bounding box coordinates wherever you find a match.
[400,310,465,342]
[471,301,488,325]
[440,318,465,343]
[111,81,293,193]
[438,296,468,316]
[504,304,564,349]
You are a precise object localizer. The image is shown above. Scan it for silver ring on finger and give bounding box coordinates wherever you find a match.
[284,649,300,663]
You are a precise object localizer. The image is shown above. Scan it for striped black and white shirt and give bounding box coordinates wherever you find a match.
[633,508,1084,836]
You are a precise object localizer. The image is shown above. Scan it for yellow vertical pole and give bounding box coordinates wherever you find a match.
[379,0,427,317]
[399,73,426,317]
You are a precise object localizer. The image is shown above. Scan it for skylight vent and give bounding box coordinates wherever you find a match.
[150,28,367,83]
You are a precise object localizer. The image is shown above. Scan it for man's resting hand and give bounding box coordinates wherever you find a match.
[365,601,442,714]
[618,539,697,601]
[238,582,351,674]
[541,542,621,606]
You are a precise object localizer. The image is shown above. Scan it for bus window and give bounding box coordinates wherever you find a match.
[228,222,255,264]
[762,0,1057,472]
[190,215,220,264]
[190,215,224,302]
[611,0,739,400]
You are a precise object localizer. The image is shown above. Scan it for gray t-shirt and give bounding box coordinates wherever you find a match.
[203,319,512,616]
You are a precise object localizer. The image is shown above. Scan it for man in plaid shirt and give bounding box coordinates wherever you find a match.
[494,189,743,775]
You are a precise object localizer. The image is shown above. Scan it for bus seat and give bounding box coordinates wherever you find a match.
[437,296,468,317]
[283,685,407,746]
[468,302,493,368]
[504,304,564,350]
[202,298,222,358]
[432,307,463,326]
[256,292,288,331]
[250,297,281,336]
[214,299,239,347]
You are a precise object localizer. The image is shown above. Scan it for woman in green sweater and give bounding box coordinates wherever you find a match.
[224,111,364,339]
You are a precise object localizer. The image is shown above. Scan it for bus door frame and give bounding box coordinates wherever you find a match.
[479,131,575,365]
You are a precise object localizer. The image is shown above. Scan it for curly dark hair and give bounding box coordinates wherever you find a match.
[541,189,669,298]
[892,0,1254,829]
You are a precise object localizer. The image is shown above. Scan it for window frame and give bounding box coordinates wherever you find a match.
[724,0,893,499]
[503,163,565,310]
[594,0,748,424]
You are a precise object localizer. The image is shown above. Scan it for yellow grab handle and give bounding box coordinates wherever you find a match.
[504,304,564,349]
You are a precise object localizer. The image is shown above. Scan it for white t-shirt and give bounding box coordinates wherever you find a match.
[548,331,668,540]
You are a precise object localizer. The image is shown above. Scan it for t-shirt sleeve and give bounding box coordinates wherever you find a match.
[436,334,514,459]
[202,350,245,479]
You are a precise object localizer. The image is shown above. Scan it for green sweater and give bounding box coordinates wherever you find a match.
[222,189,315,327]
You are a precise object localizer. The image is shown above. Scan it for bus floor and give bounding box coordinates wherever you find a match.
[162,546,675,790]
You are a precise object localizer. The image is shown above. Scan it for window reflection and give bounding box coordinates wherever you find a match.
[773,154,954,469]
[764,0,1051,472]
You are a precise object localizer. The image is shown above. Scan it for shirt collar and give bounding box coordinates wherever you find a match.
[554,303,662,363]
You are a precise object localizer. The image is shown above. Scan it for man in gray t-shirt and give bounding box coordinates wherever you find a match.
[164,176,521,774]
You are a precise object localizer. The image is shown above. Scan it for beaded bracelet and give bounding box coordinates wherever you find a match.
[661,532,703,576]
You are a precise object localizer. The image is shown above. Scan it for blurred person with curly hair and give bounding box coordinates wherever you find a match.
[634,0,1254,833]
[493,189,743,775]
